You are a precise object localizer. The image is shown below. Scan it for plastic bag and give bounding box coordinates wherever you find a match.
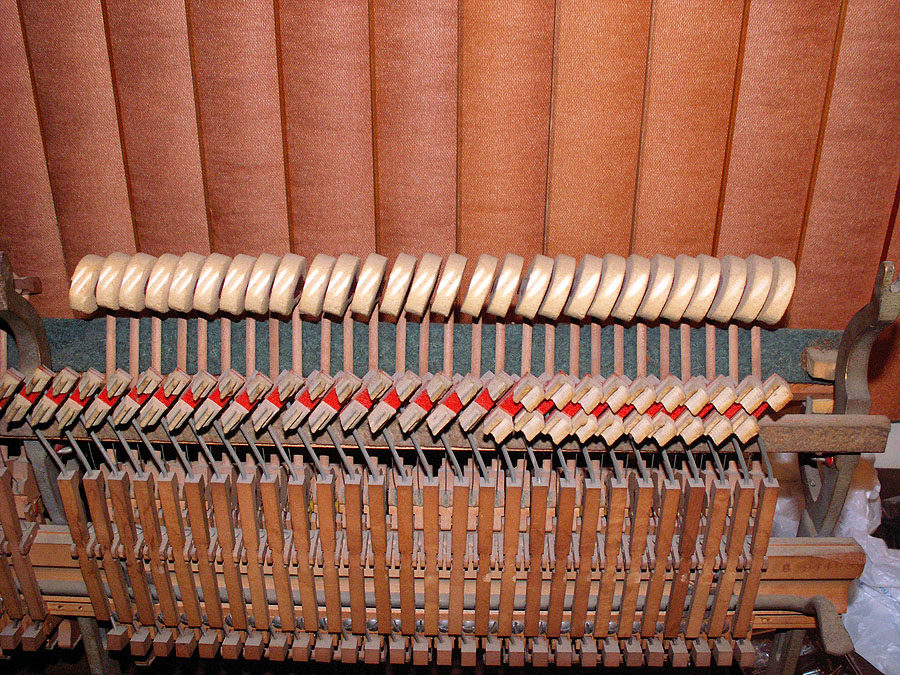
[833,455,900,675]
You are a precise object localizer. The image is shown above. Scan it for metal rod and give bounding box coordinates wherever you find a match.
[239,423,270,479]
[212,420,246,478]
[161,418,194,478]
[63,429,93,472]
[706,439,726,481]
[659,446,675,482]
[26,418,65,472]
[382,430,407,480]
[442,435,463,480]
[269,427,299,481]
[756,437,775,480]
[86,428,117,472]
[327,424,356,479]
[298,428,326,477]
[580,444,597,483]
[132,421,167,474]
[629,438,649,483]
[731,438,751,481]
[467,432,489,480]
[109,423,143,474]
[409,433,433,481]
[555,446,571,483]
[499,442,516,479]
[188,418,221,478]
[352,429,379,481]
[684,445,701,481]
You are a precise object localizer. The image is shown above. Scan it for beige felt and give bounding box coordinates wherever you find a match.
[486,253,524,318]
[461,254,498,317]
[323,254,361,318]
[404,253,442,317]
[118,253,157,312]
[191,253,231,315]
[682,254,721,323]
[245,254,282,315]
[563,254,602,320]
[349,253,388,317]
[431,253,467,317]
[144,254,180,313]
[515,254,553,320]
[95,252,131,310]
[538,254,577,320]
[732,254,773,323]
[611,255,651,322]
[380,253,417,319]
[269,253,308,317]
[219,254,257,316]
[636,254,675,322]
[298,254,336,318]
[659,254,699,322]
[588,254,626,321]
[757,256,796,325]
[69,254,105,314]
[707,255,748,323]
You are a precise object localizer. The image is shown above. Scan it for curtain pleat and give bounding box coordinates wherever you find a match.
[19,0,135,274]
[791,0,900,329]
[372,0,458,261]
[185,0,289,256]
[545,0,651,258]
[631,0,745,257]
[0,1,68,316]
[278,0,376,258]
[104,0,209,256]
[457,0,554,262]
[716,0,842,259]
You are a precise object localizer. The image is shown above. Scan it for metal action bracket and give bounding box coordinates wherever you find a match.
[772,262,900,675]
[0,252,51,377]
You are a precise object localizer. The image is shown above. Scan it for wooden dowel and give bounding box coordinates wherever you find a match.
[443,314,454,375]
[177,317,188,372]
[197,318,208,372]
[344,311,354,374]
[569,323,580,378]
[636,323,647,378]
[705,323,716,379]
[495,321,505,373]
[269,317,279,379]
[151,316,162,372]
[728,323,739,380]
[321,317,331,374]
[751,325,762,380]
[129,317,140,377]
[590,323,601,375]
[545,323,555,374]
[369,305,380,371]
[521,322,533,375]
[659,324,670,377]
[419,313,430,375]
[396,314,407,374]
[106,315,117,378]
[246,318,256,376]
[613,324,625,375]
[291,307,302,374]
[680,324,691,378]
[470,316,482,377]
[221,318,232,372]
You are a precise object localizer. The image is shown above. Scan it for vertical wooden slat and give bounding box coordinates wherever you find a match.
[457,0,554,261]
[791,0,900,328]
[371,0,457,259]
[103,0,209,255]
[185,0,289,255]
[632,0,745,257]
[716,0,842,258]
[0,0,67,317]
[545,0,651,257]
[278,0,375,257]
[18,0,135,274]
